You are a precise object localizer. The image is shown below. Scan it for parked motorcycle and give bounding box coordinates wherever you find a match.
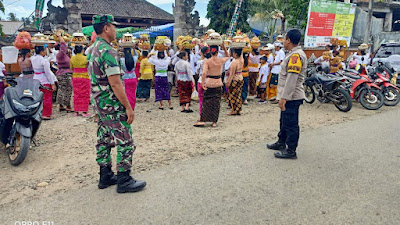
[368,66,400,106]
[0,76,44,166]
[340,70,385,110]
[304,68,352,112]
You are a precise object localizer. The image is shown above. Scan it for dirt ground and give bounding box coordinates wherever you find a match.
[0,92,395,207]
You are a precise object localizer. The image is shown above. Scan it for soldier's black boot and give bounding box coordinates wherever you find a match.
[117,171,146,193]
[274,148,297,159]
[98,166,118,189]
[267,141,286,151]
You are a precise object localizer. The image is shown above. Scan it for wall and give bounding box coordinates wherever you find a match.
[351,7,384,45]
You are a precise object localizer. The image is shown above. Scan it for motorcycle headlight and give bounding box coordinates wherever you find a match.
[28,102,40,109]
[12,99,29,112]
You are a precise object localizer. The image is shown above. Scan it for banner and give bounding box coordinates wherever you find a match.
[34,0,45,29]
[304,0,356,48]
[228,0,243,37]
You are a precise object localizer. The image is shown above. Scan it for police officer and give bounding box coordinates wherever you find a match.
[267,29,306,159]
[88,14,146,193]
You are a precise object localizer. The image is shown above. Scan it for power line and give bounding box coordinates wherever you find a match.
[5,0,23,6]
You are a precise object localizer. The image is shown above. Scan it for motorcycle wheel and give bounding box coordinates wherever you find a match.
[304,84,315,104]
[383,86,400,106]
[332,88,352,112]
[7,133,30,166]
[360,88,384,110]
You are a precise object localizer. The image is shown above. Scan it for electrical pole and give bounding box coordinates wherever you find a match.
[363,0,374,44]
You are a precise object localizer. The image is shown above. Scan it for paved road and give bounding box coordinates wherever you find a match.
[1,109,400,225]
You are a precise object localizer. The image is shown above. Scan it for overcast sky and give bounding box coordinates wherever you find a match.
[1,0,210,26]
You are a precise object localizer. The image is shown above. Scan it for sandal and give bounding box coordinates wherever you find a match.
[185,109,193,113]
[159,107,164,110]
[170,107,174,110]
[82,113,93,118]
[212,123,217,127]
[42,116,53,120]
[193,123,205,127]
[66,108,74,113]
[73,112,80,117]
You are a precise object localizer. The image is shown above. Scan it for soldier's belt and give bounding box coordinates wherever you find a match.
[157,70,167,73]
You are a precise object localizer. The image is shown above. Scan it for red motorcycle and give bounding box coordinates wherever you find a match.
[340,69,385,110]
[368,67,400,106]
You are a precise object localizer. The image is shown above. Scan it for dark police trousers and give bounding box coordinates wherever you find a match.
[278,100,303,151]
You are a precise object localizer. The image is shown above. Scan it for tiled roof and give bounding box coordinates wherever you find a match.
[81,0,174,21]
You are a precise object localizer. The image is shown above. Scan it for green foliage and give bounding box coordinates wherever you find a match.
[0,0,4,14]
[249,0,309,31]
[206,0,251,34]
[0,0,4,36]
[8,12,19,21]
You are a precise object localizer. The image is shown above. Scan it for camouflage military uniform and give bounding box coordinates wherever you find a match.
[88,37,135,172]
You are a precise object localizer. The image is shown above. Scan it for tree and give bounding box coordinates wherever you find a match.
[21,17,32,26]
[0,0,4,35]
[250,0,308,33]
[8,12,19,21]
[206,0,251,34]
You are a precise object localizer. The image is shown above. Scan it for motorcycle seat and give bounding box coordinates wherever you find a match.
[344,69,359,74]
[343,72,360,80]
[315,73,338,82]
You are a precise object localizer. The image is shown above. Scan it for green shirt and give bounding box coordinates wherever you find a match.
[88,37,124,115]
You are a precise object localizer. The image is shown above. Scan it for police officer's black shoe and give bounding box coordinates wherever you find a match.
[117,171,146,193]
[267,141,286,151]
[98,166,118,189]
[274,149,297,159]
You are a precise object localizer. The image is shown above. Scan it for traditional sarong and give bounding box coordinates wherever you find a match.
[0,81,5,99]
[177,80,192,105]
[228,80,244,114]
[72,68,90,112]
[154,76,170,102]
[241,76,249,101]
[41,84,53,118]
[197,82,204,115]
[56,73,73,107]
[135,62,140,78]
[249,72,258,96]
[136,79,152,99]
[200,87,222,123]
[124,78,138,110]
[267,73,279,100]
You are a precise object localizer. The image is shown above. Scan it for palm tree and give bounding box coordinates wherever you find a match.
[8,12,19,21]
[0,0,4,15]
[251,0,286,34]
[0,0,5,35]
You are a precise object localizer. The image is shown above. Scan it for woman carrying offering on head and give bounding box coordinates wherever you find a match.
[70,45,91,117]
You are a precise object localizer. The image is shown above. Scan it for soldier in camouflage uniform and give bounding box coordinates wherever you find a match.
[88,15,146,193]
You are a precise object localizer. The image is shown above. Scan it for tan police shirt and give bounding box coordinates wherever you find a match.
[277,46,306,101]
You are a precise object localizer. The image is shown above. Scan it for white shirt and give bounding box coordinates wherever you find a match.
[0,61,5,78]
[148,56,171,77]
[353,53,370,65]
[31,54,56,84]
[271,49,285,74]
[258,63,270,84]
[196,59,206,82]
[175,59,194,82]
[267,54,274,65]
[172,51,196,75]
